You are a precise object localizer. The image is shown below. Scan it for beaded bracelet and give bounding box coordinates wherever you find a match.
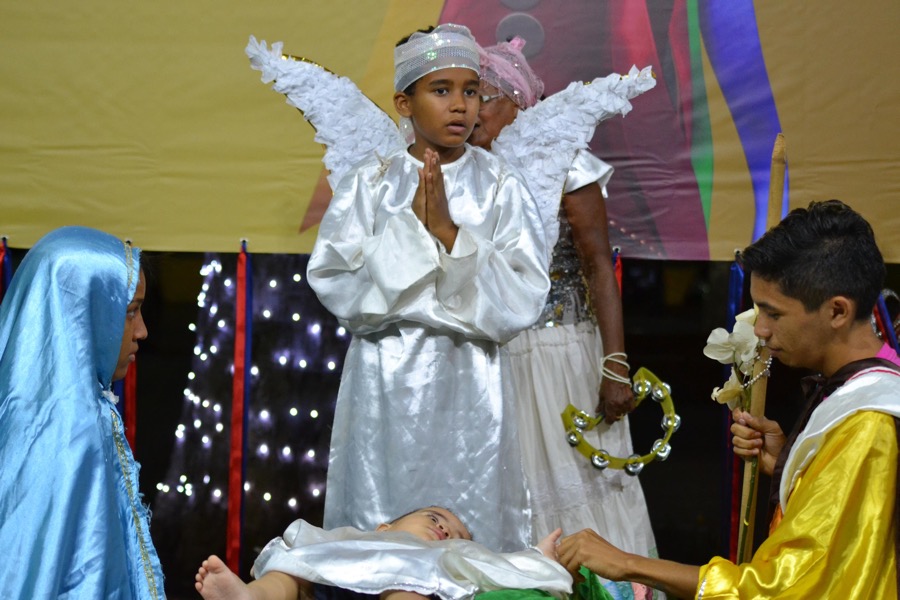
[602,352,632,385]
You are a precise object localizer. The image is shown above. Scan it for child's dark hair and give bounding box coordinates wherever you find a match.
[742,199,885,320]
[395,26,436,95]
[395,25,435,47]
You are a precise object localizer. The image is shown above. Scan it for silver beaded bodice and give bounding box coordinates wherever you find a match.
[534,208,595,328]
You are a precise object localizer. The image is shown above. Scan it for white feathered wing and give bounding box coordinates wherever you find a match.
[491,66,657,252]
[246,36,405,190]
[246,36,655,253]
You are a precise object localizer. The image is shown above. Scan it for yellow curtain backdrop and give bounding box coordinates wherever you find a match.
[704,2,900,261]
[0,0,442,252]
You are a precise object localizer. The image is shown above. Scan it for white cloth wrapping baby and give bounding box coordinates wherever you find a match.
[253,520,573,600]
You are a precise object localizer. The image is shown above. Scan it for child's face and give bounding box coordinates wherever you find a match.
[376,507,472,542]
[395,68,480,159]
[113,270,147,382]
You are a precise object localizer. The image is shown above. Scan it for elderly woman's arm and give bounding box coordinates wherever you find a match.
[562,182,634,421]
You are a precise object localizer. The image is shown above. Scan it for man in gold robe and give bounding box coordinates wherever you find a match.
[559,199,900,598]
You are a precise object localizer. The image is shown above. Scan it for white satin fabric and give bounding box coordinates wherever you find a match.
[563,151,613,196]
[308,146,550,551]
[253,520,572,600]
[509,155,661,599]
[781,366,900,509]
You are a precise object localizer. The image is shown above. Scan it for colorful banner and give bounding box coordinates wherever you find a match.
[1,1,898,261]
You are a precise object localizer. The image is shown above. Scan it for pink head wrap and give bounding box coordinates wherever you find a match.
[480,37,544,109]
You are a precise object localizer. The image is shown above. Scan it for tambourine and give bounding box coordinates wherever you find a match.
[561,367,680,475]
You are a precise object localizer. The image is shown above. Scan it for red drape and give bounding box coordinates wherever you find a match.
[226,245,249,573]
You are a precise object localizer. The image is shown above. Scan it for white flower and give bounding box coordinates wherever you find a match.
[703,308,760,369]
[703,327,733,364]
[711,368,746,409]
[732,320,760,372]
[706,305,762,411]
[734,306,758,325]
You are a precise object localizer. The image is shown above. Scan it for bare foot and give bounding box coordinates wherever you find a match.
[195,555,253,600]
[536,528,563,561]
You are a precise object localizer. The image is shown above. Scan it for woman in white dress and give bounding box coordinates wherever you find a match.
[470,38,661,599]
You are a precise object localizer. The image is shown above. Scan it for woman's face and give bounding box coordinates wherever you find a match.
[468,83,519,150]
[113,270,147,381]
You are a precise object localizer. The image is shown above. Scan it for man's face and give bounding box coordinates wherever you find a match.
[376,507,471,542]
[750,275,832,372]
[468,83,519,150]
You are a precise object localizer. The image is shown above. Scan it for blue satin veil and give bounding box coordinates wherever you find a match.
[0,226,165,598]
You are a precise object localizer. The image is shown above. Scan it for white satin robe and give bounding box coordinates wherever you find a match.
[307,145,550,551]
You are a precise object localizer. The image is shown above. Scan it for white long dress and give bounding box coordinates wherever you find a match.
[508,152,659,563]
[307,145,550,552]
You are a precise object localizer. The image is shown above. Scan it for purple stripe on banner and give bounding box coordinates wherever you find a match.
[877,294,899,352]
[698,1,789,241]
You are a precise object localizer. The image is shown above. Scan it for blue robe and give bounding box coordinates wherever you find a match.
[0,226,165,598]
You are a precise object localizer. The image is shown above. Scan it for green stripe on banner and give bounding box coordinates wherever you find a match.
[687,0,714,227]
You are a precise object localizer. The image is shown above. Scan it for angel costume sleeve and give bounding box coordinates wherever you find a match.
[697,368,900,598]
[307,146,549,343]
[563,150,614,196]
[253,519,572,600]
[245,36,654,259]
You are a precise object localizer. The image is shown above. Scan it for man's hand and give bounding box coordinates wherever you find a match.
[558,529,632,581]
[559,529,701,599]
[731,408,786,476]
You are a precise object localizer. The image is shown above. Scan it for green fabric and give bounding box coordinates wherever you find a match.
[572,568,616,600]
[473,568,616,600]
[476,588,555,600]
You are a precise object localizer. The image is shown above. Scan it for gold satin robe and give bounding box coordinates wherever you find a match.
[698,410,897,598]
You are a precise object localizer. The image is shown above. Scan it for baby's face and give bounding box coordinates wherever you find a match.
[378,507,471,542]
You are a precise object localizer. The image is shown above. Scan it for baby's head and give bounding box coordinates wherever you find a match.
[393,24,482,153]
[376,506,472,542]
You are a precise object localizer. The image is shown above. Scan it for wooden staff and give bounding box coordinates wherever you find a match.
[736,345,771,562]
[736,133,786,563]
[766,134,787,230]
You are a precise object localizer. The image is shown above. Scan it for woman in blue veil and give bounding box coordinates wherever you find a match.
[0,226,165,598]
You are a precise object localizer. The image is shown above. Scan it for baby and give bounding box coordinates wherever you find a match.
[196,506,569,600]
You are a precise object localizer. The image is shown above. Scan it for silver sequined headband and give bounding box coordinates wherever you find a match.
[394,23,481,92]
